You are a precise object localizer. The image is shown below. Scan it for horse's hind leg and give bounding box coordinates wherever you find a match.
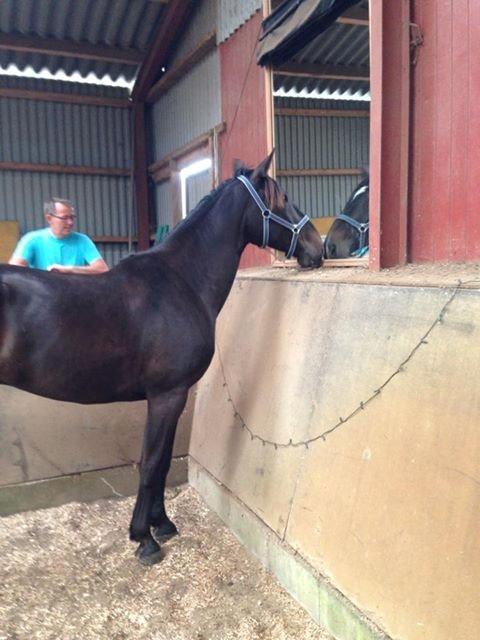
[129,386,188,565]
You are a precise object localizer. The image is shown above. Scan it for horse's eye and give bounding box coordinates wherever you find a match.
[284,194,288,203]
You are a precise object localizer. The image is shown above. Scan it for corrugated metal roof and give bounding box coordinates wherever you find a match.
[0,74,130,96]
[275,74,368,98]
[295,22,369,68]
[273,0,370,99]
[0,0,167,82]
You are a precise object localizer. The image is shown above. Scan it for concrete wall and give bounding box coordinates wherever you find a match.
[0,386,193,513]
[189,273,480,640]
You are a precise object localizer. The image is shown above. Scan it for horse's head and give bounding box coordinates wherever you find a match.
[324,175,369,259]
[235,153,324,268]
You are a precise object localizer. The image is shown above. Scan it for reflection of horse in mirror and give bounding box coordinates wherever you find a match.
[0,153,323,565]
[324,174,369,259]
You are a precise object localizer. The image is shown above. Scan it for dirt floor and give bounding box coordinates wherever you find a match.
[0,485,333,640]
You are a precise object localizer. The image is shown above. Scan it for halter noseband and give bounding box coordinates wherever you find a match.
[236,175,309,259]
[335,213,369,252]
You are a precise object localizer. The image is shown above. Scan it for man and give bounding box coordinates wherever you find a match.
[9,197,108,274]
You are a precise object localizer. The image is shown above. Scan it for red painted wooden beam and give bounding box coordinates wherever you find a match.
[132,102,151,251]
[369,0,410,269]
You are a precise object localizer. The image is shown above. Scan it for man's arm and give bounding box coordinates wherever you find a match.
[9,232,35,267]
[8,257,28,267]
[47,258,109,275]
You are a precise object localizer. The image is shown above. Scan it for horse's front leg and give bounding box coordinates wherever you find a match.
[129,386,188,565]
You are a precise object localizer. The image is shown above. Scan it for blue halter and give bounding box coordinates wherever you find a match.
[335,213,369,253]
[236,175,309,259]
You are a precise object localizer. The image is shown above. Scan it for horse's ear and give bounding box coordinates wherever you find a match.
[251,149,275,183]
[233,159,247,177]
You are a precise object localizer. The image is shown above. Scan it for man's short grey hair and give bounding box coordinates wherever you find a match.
[44,197,75,216]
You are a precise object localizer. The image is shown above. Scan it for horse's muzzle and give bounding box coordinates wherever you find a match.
[298,253,323,269]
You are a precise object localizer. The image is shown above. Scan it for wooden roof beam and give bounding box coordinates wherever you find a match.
[275,62,369,82]
[146,30,216,103]
[0,88,131,108]
[0,33,143,65]
[337,6,369,26]
[131,0,196,102]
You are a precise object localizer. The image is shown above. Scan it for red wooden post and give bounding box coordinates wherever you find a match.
[132,101,150,251]
[369,0,410,269]
[219,11,273,268]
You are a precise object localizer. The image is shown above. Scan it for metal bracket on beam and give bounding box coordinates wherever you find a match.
[410,23,424,65]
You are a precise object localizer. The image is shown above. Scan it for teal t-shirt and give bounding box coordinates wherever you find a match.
[12,228,102,270]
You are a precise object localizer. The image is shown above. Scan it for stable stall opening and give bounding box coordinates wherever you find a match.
[259,0,371,267]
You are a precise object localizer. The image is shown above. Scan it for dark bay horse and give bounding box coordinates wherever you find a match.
[0,153,323,564]
[324,174,369,259]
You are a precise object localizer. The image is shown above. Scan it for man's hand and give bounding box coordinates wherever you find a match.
[47,259,109,274]
[47,264,73,273]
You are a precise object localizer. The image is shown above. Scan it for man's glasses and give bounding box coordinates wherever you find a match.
[49,213,76,222]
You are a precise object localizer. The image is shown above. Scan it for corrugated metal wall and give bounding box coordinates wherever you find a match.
[275,97,370,218]
[149,0,222,232]
[186,170,212,213]
[149,53,221,161]
[170,0,217,63]
[0,78,133,267]
[148,0,267,233]
[0,97,131,168]
[154,181,171,229]
[217,0,262,43]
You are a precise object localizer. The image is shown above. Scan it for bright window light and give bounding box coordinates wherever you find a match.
[0,63,134,90]
[274,87,371,102]
[180,158,212,219]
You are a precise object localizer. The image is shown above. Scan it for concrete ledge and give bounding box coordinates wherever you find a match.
[189,458,390,640]
[0,456,187,516]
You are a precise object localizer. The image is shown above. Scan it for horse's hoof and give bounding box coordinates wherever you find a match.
[152,521,178,543]
[135,539,164,566]
[138,548,164,566]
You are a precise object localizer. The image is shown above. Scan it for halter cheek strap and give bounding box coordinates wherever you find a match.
[236,175,309,259]
[335,213,369,252]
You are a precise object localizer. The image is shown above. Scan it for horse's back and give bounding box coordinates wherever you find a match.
[0,259,215,403]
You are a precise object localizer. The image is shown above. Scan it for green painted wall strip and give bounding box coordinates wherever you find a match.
[189,458,391,640]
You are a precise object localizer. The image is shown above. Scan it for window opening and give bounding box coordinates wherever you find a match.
[180,158,212,219]
[261,0,371,266]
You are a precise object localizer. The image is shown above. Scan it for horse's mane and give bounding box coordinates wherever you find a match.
[234,165,285,211]
[144,165,285,257]
[176,165,284,228]
[342,175,369,215]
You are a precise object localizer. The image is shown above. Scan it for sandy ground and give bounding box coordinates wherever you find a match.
[0,485,332,640]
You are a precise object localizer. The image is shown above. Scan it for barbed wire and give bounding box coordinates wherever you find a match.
[217,278,480,450]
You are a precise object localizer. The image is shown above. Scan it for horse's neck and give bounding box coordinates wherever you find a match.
[162,190,246,317]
